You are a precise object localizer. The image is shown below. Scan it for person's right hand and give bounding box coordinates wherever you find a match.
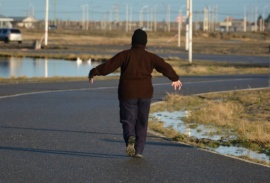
[172,80,182,90]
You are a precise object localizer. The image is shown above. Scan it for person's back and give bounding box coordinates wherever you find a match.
[88,29,182,158]
[117,44,179,100]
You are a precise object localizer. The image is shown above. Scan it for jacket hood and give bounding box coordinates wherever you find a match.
[131,29,147,46]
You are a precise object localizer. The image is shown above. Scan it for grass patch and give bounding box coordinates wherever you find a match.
[167,60,269,75]
[149,88,270,165]
[151,59,269,77]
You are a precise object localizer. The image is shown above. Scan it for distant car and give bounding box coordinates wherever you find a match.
[0,28,23,44]
[48,25,57,30]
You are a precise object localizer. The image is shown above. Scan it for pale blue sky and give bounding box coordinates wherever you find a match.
[0,0,269,21]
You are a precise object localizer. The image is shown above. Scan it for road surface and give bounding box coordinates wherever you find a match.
[0,75,269,182]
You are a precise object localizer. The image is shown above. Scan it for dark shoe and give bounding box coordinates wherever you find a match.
[126,136,135,157]
[134,154,143,158]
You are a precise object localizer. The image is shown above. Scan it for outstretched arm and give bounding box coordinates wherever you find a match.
[172,80,182,90]
[88,72,94,84]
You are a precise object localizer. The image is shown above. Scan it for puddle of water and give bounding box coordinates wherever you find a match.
[0,56,118,78]
[215,146,270,163]
[151,111,270,164]
[152,111,235,141]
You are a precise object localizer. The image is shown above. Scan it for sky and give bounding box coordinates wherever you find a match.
[0,0,269,22]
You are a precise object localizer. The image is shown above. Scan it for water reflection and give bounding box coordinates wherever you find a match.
[0,56,101,78]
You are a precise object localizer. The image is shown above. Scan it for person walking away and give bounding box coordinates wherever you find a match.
[88,29,182,158]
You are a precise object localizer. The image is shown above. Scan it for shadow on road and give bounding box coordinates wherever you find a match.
[0,125,121,136]
[102,138,193,148]
[0,146,126,159]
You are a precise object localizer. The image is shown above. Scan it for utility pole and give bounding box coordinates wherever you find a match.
[203,7,209,31]
[188,0,193,63]
[154,5,157,31]
[45,0,49,46]
[178,12,181,47]
[81,4,89,30]
[150,7,154,31]
[167,4,171,32]
[81,5,85,30]
[178,5,185,47]
[140,6,148,28]
[195,11,198,31]
[263,5,269,31]
[126,4,128,32]
[129,6,132,31]
[147,6,150,29]
[108,10,112,31]
[29,4,34,17]
[215,5,219,31]
[244,6,247,32]
[209,6,212,31]
[255,6,258,32]
[114,4,119,29]
[86,4,89,30]
[185,0,189,51]
[54,0,57,25]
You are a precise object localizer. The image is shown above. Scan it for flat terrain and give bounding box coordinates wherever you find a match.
[0,29,269,60]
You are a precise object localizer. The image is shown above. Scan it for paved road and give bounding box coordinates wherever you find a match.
[0,75,270,182]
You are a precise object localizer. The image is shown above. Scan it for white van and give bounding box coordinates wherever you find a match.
[0,28,23,44]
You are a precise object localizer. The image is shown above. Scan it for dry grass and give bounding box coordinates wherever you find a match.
[13,29,270,56]
[150,89,270,150]
[188,100,244,126]
[153,60,269,77]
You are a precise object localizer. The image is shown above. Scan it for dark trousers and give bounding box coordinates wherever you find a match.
[119,98,151,154]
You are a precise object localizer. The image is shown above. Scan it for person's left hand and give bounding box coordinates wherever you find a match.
[172,80,182,90]
[89,78,94,84]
